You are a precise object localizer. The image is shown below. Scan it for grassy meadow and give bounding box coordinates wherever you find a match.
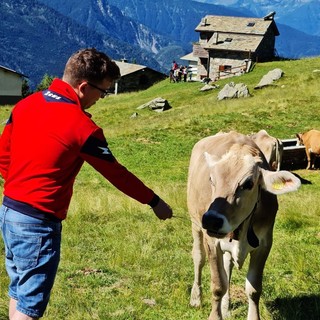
[0,57,320,319]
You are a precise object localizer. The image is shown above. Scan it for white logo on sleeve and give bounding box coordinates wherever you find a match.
[98,146,111,154]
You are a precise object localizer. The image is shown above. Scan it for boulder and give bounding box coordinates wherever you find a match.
[255,68,284,89]
[137,97,172,112]
[130,112,139,118]
[217,82,250,100]
[199,84,219,92]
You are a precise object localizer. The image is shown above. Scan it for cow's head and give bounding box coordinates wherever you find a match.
[201,145,301,238]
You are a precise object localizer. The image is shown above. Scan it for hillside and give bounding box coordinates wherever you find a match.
[92,57,320,147]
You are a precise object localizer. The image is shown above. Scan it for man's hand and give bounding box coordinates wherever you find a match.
[152,198,173,220]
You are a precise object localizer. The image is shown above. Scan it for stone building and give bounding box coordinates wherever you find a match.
[193,12,280,81]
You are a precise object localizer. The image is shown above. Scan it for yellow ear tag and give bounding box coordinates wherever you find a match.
[272,181,285,190]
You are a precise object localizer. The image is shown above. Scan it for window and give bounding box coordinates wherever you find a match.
[225,38,232,42]
[247,22,255,27]
[219,65,232,72]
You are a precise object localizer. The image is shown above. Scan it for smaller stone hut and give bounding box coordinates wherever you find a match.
[114,60,166,93]
[0,65,27,105]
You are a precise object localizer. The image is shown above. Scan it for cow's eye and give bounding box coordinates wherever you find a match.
[241,178,254,190]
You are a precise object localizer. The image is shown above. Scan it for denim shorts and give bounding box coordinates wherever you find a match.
[0,205,62,318]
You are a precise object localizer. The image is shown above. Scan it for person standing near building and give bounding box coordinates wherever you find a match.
[0,48,173,320]
[171,60,178,71]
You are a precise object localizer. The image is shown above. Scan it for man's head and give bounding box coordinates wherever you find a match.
[62,48,121,109]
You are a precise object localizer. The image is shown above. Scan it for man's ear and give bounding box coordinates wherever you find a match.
[77,81,87,98]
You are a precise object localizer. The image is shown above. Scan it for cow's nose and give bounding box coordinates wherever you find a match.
[202,211,224,232]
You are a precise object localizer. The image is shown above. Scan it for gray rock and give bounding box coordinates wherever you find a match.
[199,84,219,91]
[130,112,139,118]
[255,68,284,89]
[217,82,250,100]
[137,97,172,112]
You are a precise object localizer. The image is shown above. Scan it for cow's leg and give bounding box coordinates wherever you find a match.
[207,240,228,320]
[306,150,311,169]
[246,244,271,320]
[310,153,315,169]
[190,225,206,307]
[221,251,234,319]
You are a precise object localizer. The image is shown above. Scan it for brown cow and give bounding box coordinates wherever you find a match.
[296,129,320,169]
[250,130,283,171]
[188,131,301,320]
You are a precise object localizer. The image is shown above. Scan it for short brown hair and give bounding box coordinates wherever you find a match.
[63,48,121,86]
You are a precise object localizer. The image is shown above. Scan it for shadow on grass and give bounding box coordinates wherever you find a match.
[268,294,320,320]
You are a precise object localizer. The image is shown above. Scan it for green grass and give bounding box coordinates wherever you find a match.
[0,57,320,319]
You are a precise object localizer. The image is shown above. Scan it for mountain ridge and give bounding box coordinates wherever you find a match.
[1,0,320,89]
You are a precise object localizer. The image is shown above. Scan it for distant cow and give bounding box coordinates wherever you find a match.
[187,131,301,320]
[250,130,283,171]
[296,129,320,169]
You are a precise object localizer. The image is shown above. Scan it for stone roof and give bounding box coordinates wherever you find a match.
[195,15,279,53]
[180,52,198,62]
[114,60,166,78]
[115,60,147,77]
[204,32,264,52]
[195,15,279,36]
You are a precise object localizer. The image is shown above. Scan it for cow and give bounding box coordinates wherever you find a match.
[250,130,283,171]
[187,131,301,320]
[296,129,320,169]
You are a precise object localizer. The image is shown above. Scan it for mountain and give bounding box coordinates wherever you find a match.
[87,0,320,59]
[105,0,251,44]
[0,0,167,88]
[0,0,252,88]
[97,0,320,60]
[1,0,320,89]
[276,24,320,59]
[277,1,320,37]
[36,0,183,55]
[36,0,251,70]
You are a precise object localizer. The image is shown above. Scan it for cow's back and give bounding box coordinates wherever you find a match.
[302,129,320,153]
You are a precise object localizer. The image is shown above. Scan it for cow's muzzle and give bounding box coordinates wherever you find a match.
[202,210,228,238]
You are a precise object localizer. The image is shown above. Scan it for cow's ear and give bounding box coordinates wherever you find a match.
[204,152,219,167]
[260,169,301,195]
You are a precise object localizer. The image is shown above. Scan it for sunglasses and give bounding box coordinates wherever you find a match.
[87,82,112,98]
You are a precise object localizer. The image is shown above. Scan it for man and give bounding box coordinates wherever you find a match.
[0,48,173,320]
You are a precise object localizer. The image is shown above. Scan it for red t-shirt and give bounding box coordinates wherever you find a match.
[0,79,155,220]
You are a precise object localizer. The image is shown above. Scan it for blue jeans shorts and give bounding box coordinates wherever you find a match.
[0,205,62,318]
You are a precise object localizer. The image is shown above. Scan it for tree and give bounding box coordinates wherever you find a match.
[22,78,32,97]
[36,74,55,91]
